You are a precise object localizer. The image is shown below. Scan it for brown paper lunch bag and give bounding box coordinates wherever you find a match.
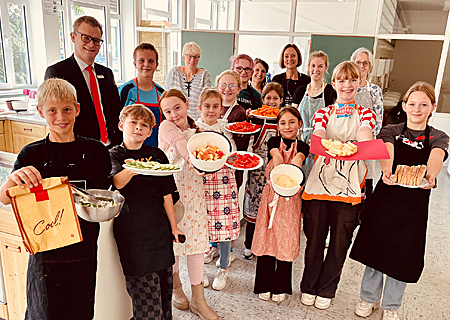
[6,176,82,255]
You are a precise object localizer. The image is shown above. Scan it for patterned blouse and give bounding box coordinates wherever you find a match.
[164,67,212,121]
[357,82,384,136]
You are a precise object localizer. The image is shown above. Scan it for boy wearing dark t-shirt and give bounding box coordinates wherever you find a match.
[0,78,111,320]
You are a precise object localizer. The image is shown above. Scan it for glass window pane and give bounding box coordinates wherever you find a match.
[217,0,235,31]
[293,37,311,75]
[143,0,169,12]
[111,19,122,81]
[0,26,6,84]
[71,5,107,66]
[195,0,212,21]
[239,1,291,32]
[379,0,448,35]
[58,11,65,60]
[238,35,290,79]
[195,22,211,30]
[110,0,119,14]
[8,3,30,85]
[295,0,357,34]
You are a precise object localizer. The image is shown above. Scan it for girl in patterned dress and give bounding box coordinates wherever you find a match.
[243,82,283,260]
[195,87,240,291]
[159,89,219,320]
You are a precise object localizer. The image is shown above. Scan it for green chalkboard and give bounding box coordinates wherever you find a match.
[181,31,235,85]
[310,35,374,83]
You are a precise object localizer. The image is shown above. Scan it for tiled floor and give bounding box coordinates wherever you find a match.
[174,168,450,320]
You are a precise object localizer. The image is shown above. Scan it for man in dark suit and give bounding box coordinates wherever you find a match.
[45,16,122,147]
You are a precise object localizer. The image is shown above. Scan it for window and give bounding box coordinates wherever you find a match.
[141,0,180,27]
[0,0,31,87]
[194,0,234,31]
[65,0,124,81]
[239,0,291,32]
[58,11,66,59]
[238,35,290,78]
[295,0,357,34]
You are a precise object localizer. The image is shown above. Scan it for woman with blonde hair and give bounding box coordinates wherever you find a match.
[165,41,212,120]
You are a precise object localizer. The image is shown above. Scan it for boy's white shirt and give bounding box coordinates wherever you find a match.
[195,118,237,152]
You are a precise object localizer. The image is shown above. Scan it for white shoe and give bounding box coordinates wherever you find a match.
[301,293,316,306]
[243,248,255,260]
[216,252,235,267]
[271,293,287,303]
[212,268,228,291]
[204,246,219,264]
[259,292,271,301]
[355,300,380,317]
[383,310,400,320]
[203,273,209,287]
[315,296,331,310]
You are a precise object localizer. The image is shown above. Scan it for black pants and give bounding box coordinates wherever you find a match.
[254,255,293,294]
[244,221,255,250]
[125,266,173,320]
[365,179,373,202]
[300,200,361,298]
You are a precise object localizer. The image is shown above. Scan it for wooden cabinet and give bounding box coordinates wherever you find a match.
[0,232,28,320]
[1,120,48,154]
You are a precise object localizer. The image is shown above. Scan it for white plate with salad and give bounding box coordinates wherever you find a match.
[123,159,182,176]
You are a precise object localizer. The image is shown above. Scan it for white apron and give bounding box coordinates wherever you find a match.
[302,102,367,204]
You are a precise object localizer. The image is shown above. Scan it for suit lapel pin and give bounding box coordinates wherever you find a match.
[97,75,104,79]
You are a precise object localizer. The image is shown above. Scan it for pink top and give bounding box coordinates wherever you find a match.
[158,120,190,160]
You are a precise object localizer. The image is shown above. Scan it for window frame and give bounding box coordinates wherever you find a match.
[0,0,33,89]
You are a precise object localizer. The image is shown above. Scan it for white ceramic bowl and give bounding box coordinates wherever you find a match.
[11,100,28,111]
[73,189,125,222]
[187,131,231,173]
[270,164,305,197]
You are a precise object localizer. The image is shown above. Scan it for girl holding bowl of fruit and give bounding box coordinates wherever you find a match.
[159,89,219,320]
[195,87,240,292]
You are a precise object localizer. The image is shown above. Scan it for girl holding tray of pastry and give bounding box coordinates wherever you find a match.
[242,82,283,260]
[251,106,309,303]
[350,82,449,320]
[300,61,376,310]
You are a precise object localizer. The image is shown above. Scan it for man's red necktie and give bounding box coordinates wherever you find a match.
[86,66,108,143]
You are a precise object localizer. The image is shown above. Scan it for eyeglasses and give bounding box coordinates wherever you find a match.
[355,60,370,67]
[235,66,253,74]
[218,83,237,90]
[184,54,200,60]
[74,31,104,46]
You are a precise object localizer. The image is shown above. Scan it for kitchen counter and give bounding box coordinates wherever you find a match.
[0,111,47,126]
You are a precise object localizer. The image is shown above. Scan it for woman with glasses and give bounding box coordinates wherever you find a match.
[231,54,262,111]
[350,47,384,197]
[272,44,311,107]
[165,42,212,120]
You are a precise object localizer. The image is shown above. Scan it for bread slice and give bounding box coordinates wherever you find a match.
[392,165,401,182]
[410,166,419,186]
[415,165,427,186]
[396,165,404,184]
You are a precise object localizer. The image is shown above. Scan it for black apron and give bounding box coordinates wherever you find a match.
[26,136,99,320]
[350,124,431,283]
[113,144,174,276]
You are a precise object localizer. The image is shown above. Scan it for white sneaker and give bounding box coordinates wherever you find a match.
[315,296,331,310]
[355,300,380,317]
[212,268,228,291]
[243,248,255,260]
[203,273,209,287]
[259,292,271,301]
[271,293,287,303]
[216,252,235,267]
[301,293,316,306]
[383,310,400,320]
[204,246,219,264]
